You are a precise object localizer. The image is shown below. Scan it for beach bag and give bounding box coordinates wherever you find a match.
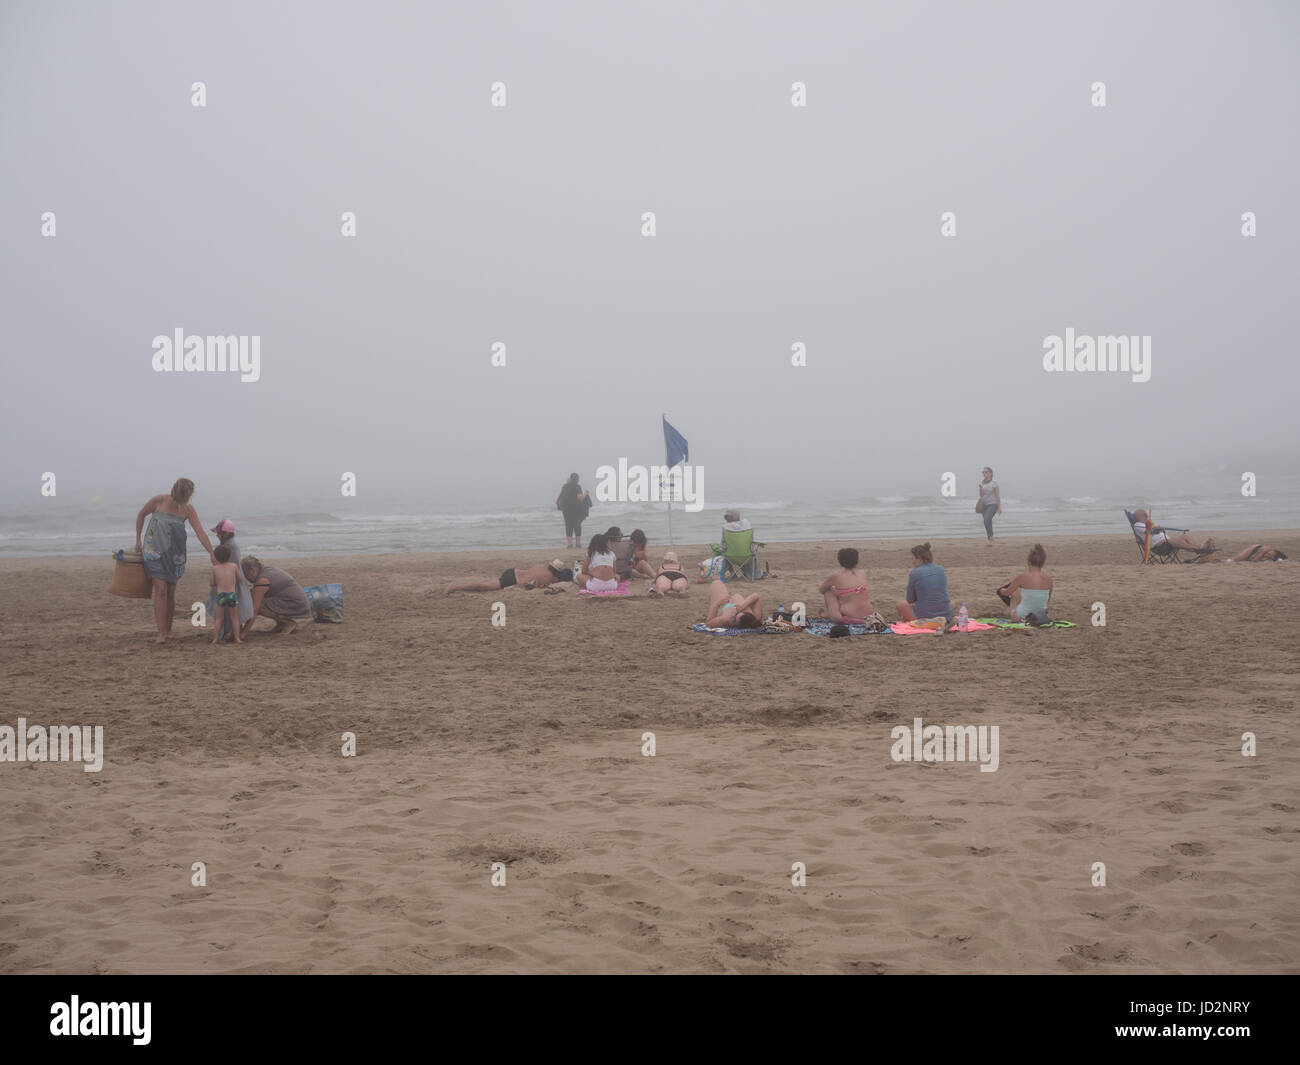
[108,549,152,598]
[698,555,727,581]
[975,499,984,513]
[305,583,343,623]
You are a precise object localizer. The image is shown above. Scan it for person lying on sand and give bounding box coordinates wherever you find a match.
[444,559,572,594]
[649,551,689,595]
[704,579,763,628]
[997,542,1054,621]
[1230,544,1288,562]
[1132,509,1219,559]
[819,547,874,623]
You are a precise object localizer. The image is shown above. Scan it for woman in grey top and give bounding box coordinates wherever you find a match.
[977,467,1001,545]
[240,556,312,635]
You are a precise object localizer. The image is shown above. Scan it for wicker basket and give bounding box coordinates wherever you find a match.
[108,550,152,598]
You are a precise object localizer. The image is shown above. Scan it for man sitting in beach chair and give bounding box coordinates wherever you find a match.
[709,510,768,580]
[1126,509,1219,564]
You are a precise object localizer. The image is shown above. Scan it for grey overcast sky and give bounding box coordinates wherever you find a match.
[1,0,1297,509]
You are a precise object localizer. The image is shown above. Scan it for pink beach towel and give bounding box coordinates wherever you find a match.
[579,580,631,597]
[889,621,998,635]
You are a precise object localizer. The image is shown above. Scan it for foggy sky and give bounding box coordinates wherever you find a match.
[2,0,1297,513]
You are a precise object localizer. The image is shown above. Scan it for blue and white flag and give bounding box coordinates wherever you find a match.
[663,416,689,469]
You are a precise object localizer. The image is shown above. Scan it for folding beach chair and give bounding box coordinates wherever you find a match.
[710,527,769,580]
[609,538,636,578]
[1124,509,1188,565]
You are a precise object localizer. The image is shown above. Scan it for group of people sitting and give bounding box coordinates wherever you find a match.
[817,542,1054,628]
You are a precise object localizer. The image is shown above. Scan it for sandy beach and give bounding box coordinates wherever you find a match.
[1,531,1297,974]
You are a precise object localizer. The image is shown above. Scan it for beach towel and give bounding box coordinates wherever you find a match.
[305,582,344,622]
[804,617,891,637]
[141,511,187,582]
[579,580,631,597]
[691,622,792,636]
[890,621,946,635]
[974,617,1077,630]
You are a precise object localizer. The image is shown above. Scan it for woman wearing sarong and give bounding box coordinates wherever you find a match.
[135,478,215,643]
[204,519,254,641]
[240,557,313,635]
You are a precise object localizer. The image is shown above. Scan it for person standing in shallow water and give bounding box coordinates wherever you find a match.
[977,467,1001,546]
[135,478,214,643]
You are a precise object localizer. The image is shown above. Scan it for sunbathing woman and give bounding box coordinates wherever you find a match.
[819,547,874,623]
[628,529,657,579]
[997,542,1054,621]
[649,551,690,595]
[444,559,571,594]
[576,534,619,593]
[704,579,763,628]
[1231,544,1288,562]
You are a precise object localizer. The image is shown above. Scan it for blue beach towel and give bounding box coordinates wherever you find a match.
[691,622,791,636]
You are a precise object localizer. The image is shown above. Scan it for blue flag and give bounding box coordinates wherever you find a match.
[663,416,689,469]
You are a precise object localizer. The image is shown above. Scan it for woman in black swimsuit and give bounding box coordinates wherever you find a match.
[649,551,689,596]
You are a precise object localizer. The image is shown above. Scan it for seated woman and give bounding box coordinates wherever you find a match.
[240,556,313,635]
[895,542,954,623]
[628,529,656,579]
[997,542,1054,621]
[1232,544,1288,562]
[577,534,619,592]
[444,559,570,594]
[649,551,690,596]
[704,579,763,628]
[1132,509,1218,557]
[819,547,874,623]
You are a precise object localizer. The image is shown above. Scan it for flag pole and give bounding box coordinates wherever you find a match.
[663,412,675,549]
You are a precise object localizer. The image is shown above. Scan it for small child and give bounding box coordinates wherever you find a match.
[210,544,243,644]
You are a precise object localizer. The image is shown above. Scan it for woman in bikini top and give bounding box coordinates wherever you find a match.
[819,547,874,623]
[705,579,763,628]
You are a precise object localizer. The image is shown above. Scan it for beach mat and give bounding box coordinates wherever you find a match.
[691,622,794,636]
[803,618,891,637]
[974,617,1077,630]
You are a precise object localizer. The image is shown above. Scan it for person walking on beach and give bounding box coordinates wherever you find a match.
[556,473,591,549]
[135,478,214,643]
[977,468,1001,545]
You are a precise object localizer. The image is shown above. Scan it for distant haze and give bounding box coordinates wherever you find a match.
[2,0,1297,517]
